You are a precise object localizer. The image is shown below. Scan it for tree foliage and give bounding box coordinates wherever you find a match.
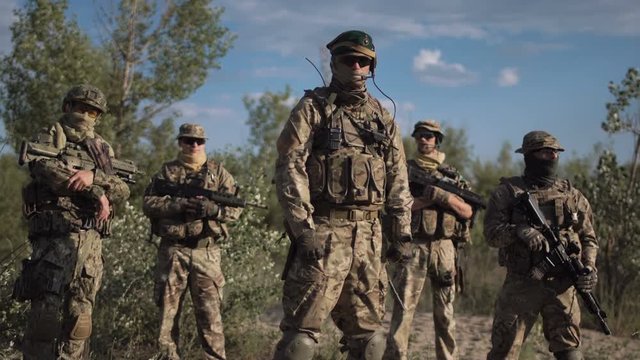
[603,67,640,185]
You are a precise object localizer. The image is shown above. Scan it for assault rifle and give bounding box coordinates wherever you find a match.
[408,165,486,224]
[519,191,612,335]
[153,178,268,209]
[19,140,142,184]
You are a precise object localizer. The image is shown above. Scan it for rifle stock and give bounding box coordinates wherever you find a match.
[520,191,611,335]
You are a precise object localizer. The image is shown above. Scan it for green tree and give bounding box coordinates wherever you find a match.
[603,67,640,185]
[574,151,640,333]
[1,0,235,185]
[0,0,109,149]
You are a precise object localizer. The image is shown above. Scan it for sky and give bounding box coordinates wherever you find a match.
[1,0,639,163]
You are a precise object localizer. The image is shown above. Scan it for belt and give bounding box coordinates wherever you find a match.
[314,207,379,221]
[165,236,212,249]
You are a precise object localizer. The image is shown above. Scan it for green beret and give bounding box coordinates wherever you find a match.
[326,30,376,60]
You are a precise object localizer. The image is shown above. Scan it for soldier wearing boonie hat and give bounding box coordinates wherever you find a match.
[484,130,598,360]
[272,30,413,360]
[143,122,241,359]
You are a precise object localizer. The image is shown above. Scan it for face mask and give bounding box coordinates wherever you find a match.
[524,153,558,185]
[60,112,97,141]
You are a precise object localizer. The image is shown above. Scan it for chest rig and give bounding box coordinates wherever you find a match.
[408,161,464,241]
[305,88,390,208]
[499,176,581,274]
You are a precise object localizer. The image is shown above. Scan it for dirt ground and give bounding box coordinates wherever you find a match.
[260,307,640,359]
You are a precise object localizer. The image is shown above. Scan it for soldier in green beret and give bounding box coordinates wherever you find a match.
[484,131,599,360]
[272,30,413,360]
[143,123,242,359]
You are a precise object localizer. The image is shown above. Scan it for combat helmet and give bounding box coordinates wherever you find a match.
[515,130,565,154]
[62,84,108,114]
[177,123,207,140]
[412,119,444,144]
[326,30,377,71]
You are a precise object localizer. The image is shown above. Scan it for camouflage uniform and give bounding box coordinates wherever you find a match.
[143,124,241,360]
[15,85,130,359]
[484,131,598,360]
[385,121,471,360]
[273,30,412,360]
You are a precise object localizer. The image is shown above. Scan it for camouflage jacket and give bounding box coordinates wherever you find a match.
[143,159,241,241]
[24,122,130,234]
[484,176,598,273]
[274,86,412,239]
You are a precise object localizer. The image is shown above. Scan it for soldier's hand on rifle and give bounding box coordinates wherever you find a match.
[515,225,549,252]
[185,197,220,219]
[576,267,598,292]
[96,194,110,222]
[297,229,325,261]
[68,169,95,191]
[386,235,413,263]
[423,185,451,207]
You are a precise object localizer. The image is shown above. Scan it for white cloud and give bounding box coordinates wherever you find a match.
[498,67,519,87]
[217,0,640,55]
[412,49,476,87]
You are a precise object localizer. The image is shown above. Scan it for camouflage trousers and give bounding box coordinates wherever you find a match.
[21,230,103,360]
[277,215,387,355]
[385,239,458,360]
[154,238,225,360]
[487,272,581,360]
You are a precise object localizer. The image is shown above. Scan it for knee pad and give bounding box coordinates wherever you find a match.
[69,313,92,340]
[554,349,584,360]
[345,330,387,360]
[273,331,317,360]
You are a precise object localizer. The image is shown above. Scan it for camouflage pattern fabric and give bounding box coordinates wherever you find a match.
[273,83,412,359]
[385,161,470,360]
[484,176,598,359]
[143,159,241,360]
[20,123,129,359]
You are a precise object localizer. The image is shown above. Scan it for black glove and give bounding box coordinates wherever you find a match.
[386,235,413,263]
[576,267,598,292]
[297,229,325,261]
[515,225,548,252]
[185,198,219,219]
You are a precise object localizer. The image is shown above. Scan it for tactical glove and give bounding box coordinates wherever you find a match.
[297,229,325,261]
[423,185,451,207]
[515,225,548,252]
[386,235,413,263]
[185,198,220,219]
[576,267,598,292]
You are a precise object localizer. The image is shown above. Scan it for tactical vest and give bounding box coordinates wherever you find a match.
[151,160,227,242]
[499,176,581,275]
[304,88,390,208]
[23,132,114,237]
[408,160,465,241]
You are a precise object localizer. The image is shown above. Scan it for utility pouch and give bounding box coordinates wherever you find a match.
[12,259,38,302]
[327,128,343,151]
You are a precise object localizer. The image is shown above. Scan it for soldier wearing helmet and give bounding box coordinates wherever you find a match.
[15,84,130,359]
[385,120,473,360]
[484,131,598,360]
[272,30,412,360]
[143,123,242,359]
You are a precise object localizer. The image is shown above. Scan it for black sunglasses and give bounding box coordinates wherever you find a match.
[181,138,205,146]
[415,131,435,140]
[339,55,372,67]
